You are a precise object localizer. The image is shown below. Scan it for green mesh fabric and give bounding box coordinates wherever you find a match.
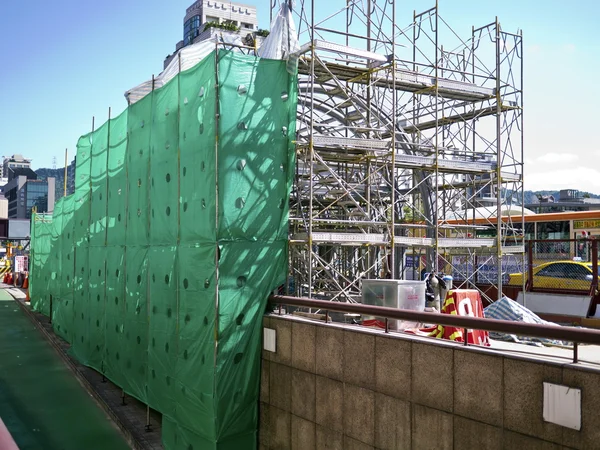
[30,49,297,449]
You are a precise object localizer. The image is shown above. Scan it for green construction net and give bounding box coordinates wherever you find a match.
[30,49,297,449]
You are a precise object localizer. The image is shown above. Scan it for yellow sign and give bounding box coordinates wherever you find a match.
[574,220,600,229]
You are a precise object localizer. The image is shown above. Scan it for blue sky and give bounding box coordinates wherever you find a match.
[1,0,599,192]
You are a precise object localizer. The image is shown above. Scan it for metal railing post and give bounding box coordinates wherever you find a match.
[527,242,534,292]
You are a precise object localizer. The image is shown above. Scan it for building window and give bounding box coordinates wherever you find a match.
[242,22,254,29]
[537,221,569,240]
[184,15,201,45]
[25,181,49,218]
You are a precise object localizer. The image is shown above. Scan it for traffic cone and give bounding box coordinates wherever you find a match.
[22,274,28,290]
[25,286,30,303]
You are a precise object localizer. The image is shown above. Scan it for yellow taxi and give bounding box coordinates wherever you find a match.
[507,260,597,291]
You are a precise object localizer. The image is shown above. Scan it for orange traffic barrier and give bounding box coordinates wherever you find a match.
[6,273,12,285]
[22,273,28,290]
[2,273,6,283]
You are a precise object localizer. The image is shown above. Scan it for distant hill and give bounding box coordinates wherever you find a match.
[35,162,76,201]
[523,190,600,204]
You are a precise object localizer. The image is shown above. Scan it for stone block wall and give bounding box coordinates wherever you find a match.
[260,314,600,450]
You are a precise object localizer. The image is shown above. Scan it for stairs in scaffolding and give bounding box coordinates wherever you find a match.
[293,39,523,253]
[294,40,497,101]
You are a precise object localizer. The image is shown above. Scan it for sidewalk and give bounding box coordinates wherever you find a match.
[0,289,130,450]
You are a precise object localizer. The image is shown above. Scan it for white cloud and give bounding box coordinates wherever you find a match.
[535,152,579,164]
[525,167,600,194]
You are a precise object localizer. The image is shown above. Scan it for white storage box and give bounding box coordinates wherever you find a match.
[362,279,426,330]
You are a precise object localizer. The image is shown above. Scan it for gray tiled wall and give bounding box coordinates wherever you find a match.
[260,315,597,449]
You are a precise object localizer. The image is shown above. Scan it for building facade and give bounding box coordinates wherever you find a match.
[4,173,55,219]
[2,154,32,179]
[184,0,257,45]
[164,1,259,68]
[525,189,600,214]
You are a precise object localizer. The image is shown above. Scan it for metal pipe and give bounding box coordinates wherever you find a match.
[433,0,440,274]
[495,18,503,301]
[308,0,315,298]
[520,27,526,309]
[145,405,152,432]
[593,240,598,293]
[269,295,600,346]
[313,26,389,44]
[389,0,397,279]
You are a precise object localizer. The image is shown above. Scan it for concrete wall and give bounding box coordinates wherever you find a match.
[0,198,8,219]
[260,314,600,449]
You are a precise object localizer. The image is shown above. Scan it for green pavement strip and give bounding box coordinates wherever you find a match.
[0,294,130,450]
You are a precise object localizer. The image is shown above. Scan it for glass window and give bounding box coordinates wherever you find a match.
[569,264,591,280]
[184,15,202,46]
[25,180,48,217]
[536,221,569,240]
[524,223,535,240]
[537,263,568,278]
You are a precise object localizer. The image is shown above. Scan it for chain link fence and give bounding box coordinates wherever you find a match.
[517,239,599,293]
[403,240,599,295]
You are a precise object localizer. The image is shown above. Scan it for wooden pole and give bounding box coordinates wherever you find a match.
[64,148,68,197]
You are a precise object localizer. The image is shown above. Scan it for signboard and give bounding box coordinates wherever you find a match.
[574,220,600,230]
[15,255,28,273]
[405,255,420,268]
[8,220,30,240]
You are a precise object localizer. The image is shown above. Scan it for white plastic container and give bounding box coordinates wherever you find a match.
[362,279,426,330]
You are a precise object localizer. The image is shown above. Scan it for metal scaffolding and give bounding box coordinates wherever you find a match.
[276,1,524,303]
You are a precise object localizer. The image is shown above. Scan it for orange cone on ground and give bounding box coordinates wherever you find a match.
[22,274,28,290]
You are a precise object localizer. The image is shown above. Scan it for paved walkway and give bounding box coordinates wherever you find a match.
[0,289,130,450]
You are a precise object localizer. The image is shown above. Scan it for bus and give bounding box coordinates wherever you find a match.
[404,210,600,284]
[438,209,600,241]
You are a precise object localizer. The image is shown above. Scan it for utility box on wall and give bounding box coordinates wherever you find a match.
[543,382,581,431]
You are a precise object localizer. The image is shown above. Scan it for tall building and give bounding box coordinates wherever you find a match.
[164,1,259,68]
[2,154,32,179]
[4,169,55,219]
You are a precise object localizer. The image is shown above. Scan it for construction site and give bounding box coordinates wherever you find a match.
[18,1,600,449]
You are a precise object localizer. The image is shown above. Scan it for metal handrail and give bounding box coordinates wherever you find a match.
[269,295,600,362]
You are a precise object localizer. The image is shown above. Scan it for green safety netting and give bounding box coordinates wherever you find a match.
[30,49,297,450]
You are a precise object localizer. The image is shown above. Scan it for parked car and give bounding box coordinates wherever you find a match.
[507,260,597,291]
